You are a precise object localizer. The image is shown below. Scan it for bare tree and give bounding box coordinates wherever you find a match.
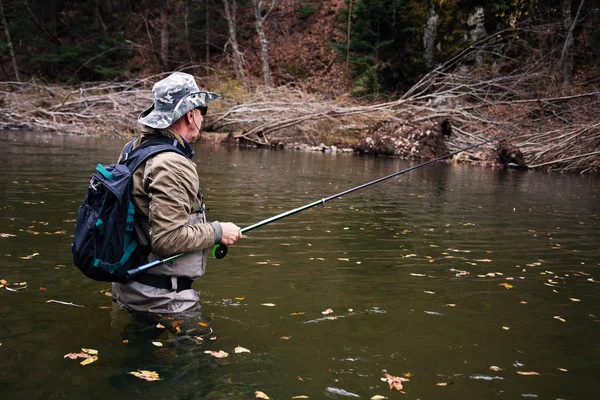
[160,0,171,71]
[222,0,247,83]
[560,0,585,86]
[346,0,353,73]
[0,0,20,81]
[251,0,276,87]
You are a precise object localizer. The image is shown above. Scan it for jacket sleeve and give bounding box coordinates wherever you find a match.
[144,153,216,257]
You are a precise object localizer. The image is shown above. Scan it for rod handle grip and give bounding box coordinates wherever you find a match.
[212,244,228,259]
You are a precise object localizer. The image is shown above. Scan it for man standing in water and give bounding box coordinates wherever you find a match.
[112,72,242,315]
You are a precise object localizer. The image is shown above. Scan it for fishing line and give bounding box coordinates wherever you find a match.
[127,136,497,278]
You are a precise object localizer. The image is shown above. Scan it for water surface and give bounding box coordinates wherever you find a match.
[0,131,599,399]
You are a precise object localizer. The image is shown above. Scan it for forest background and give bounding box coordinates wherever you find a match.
[0,0,599,174]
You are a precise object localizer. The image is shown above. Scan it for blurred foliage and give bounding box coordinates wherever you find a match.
[0,0,597,92]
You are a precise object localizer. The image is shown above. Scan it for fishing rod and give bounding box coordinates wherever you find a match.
[126,136,495,278]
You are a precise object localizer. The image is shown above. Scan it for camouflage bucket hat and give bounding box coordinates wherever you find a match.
[138,72,220,129]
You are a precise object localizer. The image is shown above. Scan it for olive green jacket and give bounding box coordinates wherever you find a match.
[112,127,222,313]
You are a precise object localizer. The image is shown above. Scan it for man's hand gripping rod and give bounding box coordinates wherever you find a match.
[126,137,495,278]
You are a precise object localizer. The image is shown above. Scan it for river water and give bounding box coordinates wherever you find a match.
[0,130,599,400]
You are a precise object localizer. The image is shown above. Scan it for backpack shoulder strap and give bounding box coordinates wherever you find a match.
[123,136,189,174]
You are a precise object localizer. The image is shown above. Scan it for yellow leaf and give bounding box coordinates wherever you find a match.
[554,316,566,323]
[517,371,540,375]
[290,312,305,316]
[198,321,210,327]
[371,396,387,400]
[234,346,251,354]
[156,323,165,329]
[337,258,350,261]
[557,367,568,372]
[445,304,456,307]
[80,355,98,366]
[489,366,502,371]
[569,298,581,302]
[255,390,270,399]
[81,348,98,355]
[235,297,245,301]
[436,382,449,386]
[261,303,276,307]
[292,396,309,399]
[498,283,513,289]
[280,336,292,340]
[152,341,163,347]
[298,376,304,381]
[502,326,510,330]
[129,370,161,381]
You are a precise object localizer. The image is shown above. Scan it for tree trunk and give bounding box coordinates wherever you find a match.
[94,0,107,33]
[160,0,171,71]
[0,0,20,81]
[423,2,439,69]
[222,0,247,83]
[184,0,195,69]
[252,0,275,87]
[346,0,353,73]
[560,0,584,86]
[205,0,210,68]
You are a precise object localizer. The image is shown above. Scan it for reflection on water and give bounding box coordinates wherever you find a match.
[1,130,599,399]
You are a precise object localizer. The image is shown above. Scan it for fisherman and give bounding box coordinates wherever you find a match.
[112,72,242,315]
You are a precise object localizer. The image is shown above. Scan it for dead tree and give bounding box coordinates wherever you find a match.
[222,0,247,84]
[251,0,276,87]
[0,0,20,81]
[160,0,171,71]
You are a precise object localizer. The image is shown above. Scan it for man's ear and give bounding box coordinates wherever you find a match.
[186,110,194,124]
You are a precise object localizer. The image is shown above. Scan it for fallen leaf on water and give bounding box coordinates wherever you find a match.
[19,252,39,260]
[81,348,98,355]
[39,287,47,291]
[156,323,165,329]
[261,303,276,307]
[198,321,210,327]
[172,320,183,328]
[129,370,160,381]
[371,396,387,400]
[205,350,229,358]
[382,373,409,391]
[64,352,89,359]
[489,366,502,371]
[445,304,456,307]
[554,316,566,323]
[502,326,510,330]
[292,396,308,399]
[290,312,305,316]
[424,290,435,294]
[298,376,304,381]
[322,308,333,315]
[337,258,350,261]
[234,346,251,354]
[517,371,540,376]
[498,283,513,289]
[123,340,129,344]
[436,382,452,386]
[80,355,98,365]
[151,342,163,347]
[520,301,528,304]
[557,367,568,372]
[569,298,581,302]
[0,233,16,238]
[280,336,292,340]
[255,390,270,399]
[235,297,245,301]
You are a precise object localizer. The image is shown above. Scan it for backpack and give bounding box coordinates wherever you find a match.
[71,136,189,282]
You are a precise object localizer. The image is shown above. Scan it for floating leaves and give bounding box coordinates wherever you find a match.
[0,233,16,238]
[129,370,161,381]
[517,371,540,376]
[204,350,229,358]
[261,303,276,307]
[489,366,503,371]
[382,373,409,391]
[255,391,270,399]
[151,341,163,347]
[498,283,513,289]
[322,308,334,315]
[64,348,98,366]
[371,396,387,400]
[554,316,566,323]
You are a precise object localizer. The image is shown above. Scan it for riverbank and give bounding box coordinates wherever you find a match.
[1,73,598,174]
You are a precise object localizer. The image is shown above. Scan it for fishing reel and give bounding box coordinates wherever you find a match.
[212,244,228,259]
